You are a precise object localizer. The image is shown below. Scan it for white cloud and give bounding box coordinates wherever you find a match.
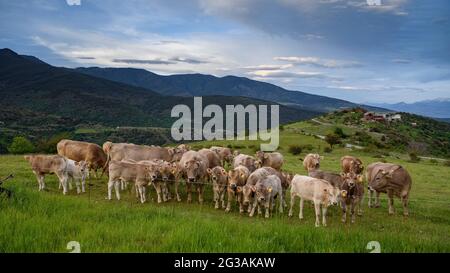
[247,70,326,79]
[66,0,81,6]
[274,56,362,68]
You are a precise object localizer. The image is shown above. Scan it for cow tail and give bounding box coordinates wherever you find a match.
[101,152,110,178]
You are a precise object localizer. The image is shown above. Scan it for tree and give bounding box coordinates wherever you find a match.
[325,133,341,149]
[8,136,35,154]
[334,127,347,138]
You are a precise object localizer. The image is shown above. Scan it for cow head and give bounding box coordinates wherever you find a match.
[146,165,160,182]
[75,160,89,180]
[254,182,271,203]
[323,186,340,206]
[255,151,265,161]
[350,160,364,174]
[184,159,202,182]
[306,154,321,171]
[207,167,227,183]
[254,160,262,169]
[159,161,173,181]
[370,168,395,190]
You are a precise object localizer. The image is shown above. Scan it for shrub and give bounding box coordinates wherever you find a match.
[36,132,72,153]
[429,159,438,164]
[301,144,313,151]
[8,136,35,154]
[288,145,302,155]
[323,147,332,153]
[444,160,450,167]
[409,152,421,163]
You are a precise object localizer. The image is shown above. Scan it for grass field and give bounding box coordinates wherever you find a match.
[1,121,449,253]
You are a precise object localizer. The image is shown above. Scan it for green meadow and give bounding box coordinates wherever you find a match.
[1,121,449,253]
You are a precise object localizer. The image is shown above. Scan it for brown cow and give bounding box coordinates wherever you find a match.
[255,151,284,171]
[243,168,271,214]
[341,156,364,174]
[198,148,221,168]
[206,166,228,209]
[303,153,322,172]
[226,165,250,213]
[340,172,364,223]
[24,155,69,194]
[366,162,412,216]
[179,151,209,204]
[57,139,107,177]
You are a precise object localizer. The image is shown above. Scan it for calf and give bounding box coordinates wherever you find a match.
[242,168,271,213]
[226,165,250,213]
[207,166,228,209]
[289,175,340,227]
[303,153,322,172]
[233,154,257,173]
[249,175,283,218]
[308,170,344,189]
[340,173,364,223]
[63,159,89,194]
[24,155,69,194]
[255,151,284,171]
[210,146,233,166]
[107,160,158,203]
[341,156,364,174]
[198,148,221,168]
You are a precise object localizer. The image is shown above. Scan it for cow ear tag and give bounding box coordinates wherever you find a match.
[268,187,272,193]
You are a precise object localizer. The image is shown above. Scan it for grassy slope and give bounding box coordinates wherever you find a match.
[1,121,450,253]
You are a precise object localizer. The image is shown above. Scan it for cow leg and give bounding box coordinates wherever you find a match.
[375,191,381,208]
[350,202,356,223]
[186,182,192,203]
[75,178,81,194]
[213,185,219,209]
[198,185,204,205]
[135,185,139,199]
[279,194,284,214]
[401,194,409,216]
[221,189,226,209]
[368,189,373,208]
[175,181,181,202]
[265,199,270,218]
[139,186,146,203]
[238,193,244,213]
[322,205,328,227]
[57,173,68,195]
[161,183,168,202]
[314,201,321,227]
[81,177,86,193]
[225,189,233,212]
[387,189,395,215]
[249,198,258,217]
[299,198,304,220]
[288,193,295,217]
[154,182,163,204]
[107,179,114,200]
[114,181,121,200]
[341,202,347,223]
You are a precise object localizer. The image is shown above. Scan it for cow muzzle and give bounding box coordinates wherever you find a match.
[188,177,195,182]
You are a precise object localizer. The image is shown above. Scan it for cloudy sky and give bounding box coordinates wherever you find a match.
[1,0,449,103]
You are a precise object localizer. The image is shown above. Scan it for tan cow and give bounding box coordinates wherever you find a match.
[243,168,272,214]
[57,139,107,177]
[255,151,284,171]
[233,154,257,173]
[226,165,250,213]
[289,175,341,227]
[103,142,184,165]
[302,153,322,172]
[107,160,159,203]
[308,170,344,189]
[341,156,364,174]
[179,151,209,204]
[198,148,221,168]
[366,162,412,216]
[24,155,69,194]
[134,159,170,204]
[210,146,233,166]
[206,166,228,209]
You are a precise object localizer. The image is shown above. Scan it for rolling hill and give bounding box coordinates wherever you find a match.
[371,99,450,119]
[75,67,387,113]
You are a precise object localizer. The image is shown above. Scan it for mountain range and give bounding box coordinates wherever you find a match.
[75,67,386,113]
[0,48,318,129]
[371,99,450,119]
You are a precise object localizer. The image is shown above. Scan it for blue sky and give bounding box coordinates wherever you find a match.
[0,0,449,103]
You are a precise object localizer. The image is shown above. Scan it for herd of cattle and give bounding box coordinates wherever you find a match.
[23,139,413,227]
